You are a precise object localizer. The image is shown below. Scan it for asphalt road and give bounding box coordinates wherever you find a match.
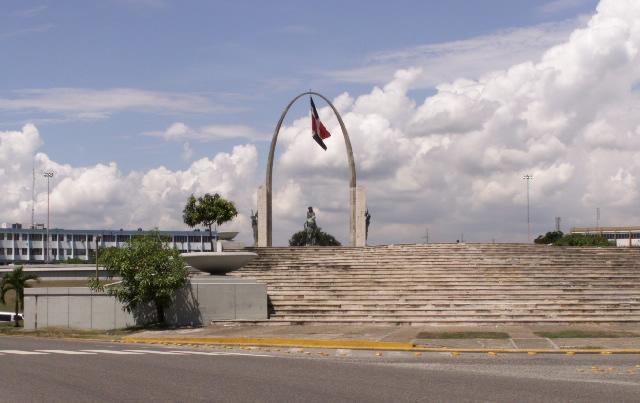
[1,336,639,402]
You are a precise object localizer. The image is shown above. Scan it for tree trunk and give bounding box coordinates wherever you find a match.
[14,293,20,327]
[156,303,165,324]
[208,224,215,251]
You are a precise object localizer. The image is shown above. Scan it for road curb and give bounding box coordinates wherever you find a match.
[120,336,640,354]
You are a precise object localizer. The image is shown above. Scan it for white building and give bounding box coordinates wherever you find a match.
[0,225,238,264]
[570,226,640,247]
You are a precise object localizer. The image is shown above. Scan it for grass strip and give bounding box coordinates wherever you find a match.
[534,330,638,338]
[415,331,510,339]
[0,323,140,339]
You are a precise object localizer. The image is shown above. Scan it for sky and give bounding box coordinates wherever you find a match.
[2,0,639,246]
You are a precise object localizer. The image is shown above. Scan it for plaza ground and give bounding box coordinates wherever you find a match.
[0,335,639,402]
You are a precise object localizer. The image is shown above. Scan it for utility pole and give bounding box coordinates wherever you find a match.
[523,174,534,242]
[43,170,54,263]
[596,207,600,230]
[31,160,35,229]
[422,227,429,244]
[95,235,100,281]
[555,217,561,232]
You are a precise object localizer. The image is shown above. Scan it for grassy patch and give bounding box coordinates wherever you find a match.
[0,324,142,339]
[27,280,91,287]
[535,330,638,338]
[415,331,510,339]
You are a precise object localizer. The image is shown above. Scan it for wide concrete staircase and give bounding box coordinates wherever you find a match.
[228,244,640,325]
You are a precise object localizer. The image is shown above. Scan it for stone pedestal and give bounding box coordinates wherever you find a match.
[257,185,268,247]
[354,186,367,247]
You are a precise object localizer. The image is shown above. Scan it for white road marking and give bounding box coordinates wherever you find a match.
[174,350,273,357]
[81,350,146,355]
[121,349,187,355]
[0,350,48,355]
[35,350,98,355]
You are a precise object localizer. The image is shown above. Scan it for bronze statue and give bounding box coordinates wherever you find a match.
[251,210,258,246]
[304,207,318,246]
[365,209,371,241]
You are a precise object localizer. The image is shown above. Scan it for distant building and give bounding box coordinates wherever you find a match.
[570,226,640,247]
[0,226,238,264]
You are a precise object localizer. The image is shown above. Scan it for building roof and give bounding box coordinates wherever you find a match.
[571,226,640,232]
[0,227,238,240]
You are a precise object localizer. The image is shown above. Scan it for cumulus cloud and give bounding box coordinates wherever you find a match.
[0,124,259,242]
[3,0,640,246]
[269,0,640,244]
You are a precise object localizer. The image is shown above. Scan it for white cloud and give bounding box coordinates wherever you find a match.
[539,0,594,14]
[3,0,640,246]
[269,0,640,244]
[0,124,258,242]
[145,122,267,142]
[326,18,585,87]
[0,88,232,120]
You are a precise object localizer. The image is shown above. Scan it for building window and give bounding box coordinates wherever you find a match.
[59,234,65,241]
[0,233,4,240]
[76,249,87,255]
[67,249,72,255]
[51,249,57,256]
[21,248,27,255]
[6,248,12,255]
[31,234,43,241]
[174,236,188,243]
[87,235,93,242]
[73,235,84,241]
[22,234,28,241]
[116,235,130,242]
[51,234,57,241]
[102,235,116,242]
[5,234,12,241]
[0,249,4,255]
[30,248,42,255]
[59,249,65,256]
[188,236,201,242]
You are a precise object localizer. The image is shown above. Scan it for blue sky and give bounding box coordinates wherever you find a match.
[6,0,638,246]
[1,0,598,172]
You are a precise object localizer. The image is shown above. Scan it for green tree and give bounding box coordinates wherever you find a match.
[92,232,188,324]
[289,228,341,246]
[534,231,564,244]
[183,193,238,250]
[553,234,612,247]
[0,266,39,327]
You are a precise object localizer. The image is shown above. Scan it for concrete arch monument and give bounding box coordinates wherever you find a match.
[257,91,366,247]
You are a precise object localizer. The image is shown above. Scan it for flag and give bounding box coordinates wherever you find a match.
[310,97,331,150]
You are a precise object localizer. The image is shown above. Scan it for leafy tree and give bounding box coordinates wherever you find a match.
[553,234,612,247]
[0,266,39,327]
[92,232,188,324]
[289,227,341,246]
[534,231,564,244]
[183,193,238,250]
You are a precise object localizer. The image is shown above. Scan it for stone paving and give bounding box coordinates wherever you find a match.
[132,323,640,350]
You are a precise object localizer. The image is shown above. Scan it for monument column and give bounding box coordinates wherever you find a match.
[354,186,366,247]
[257,186,268,247]
[263,91,360,247]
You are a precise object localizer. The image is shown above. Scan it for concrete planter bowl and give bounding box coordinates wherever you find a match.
[180,252,258,275]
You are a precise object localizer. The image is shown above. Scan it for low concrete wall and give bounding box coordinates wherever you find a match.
[24,276,267,330]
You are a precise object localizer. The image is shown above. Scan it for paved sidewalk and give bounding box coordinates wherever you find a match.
[126,323,640,352]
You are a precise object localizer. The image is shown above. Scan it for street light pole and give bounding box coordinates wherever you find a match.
[523,174,534,243]
[43,170,54,263]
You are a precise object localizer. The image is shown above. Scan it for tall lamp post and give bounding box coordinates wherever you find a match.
[523,174,534,243]
[43,170,55,263]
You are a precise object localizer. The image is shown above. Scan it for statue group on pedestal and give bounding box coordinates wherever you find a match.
[304,206,319,246]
